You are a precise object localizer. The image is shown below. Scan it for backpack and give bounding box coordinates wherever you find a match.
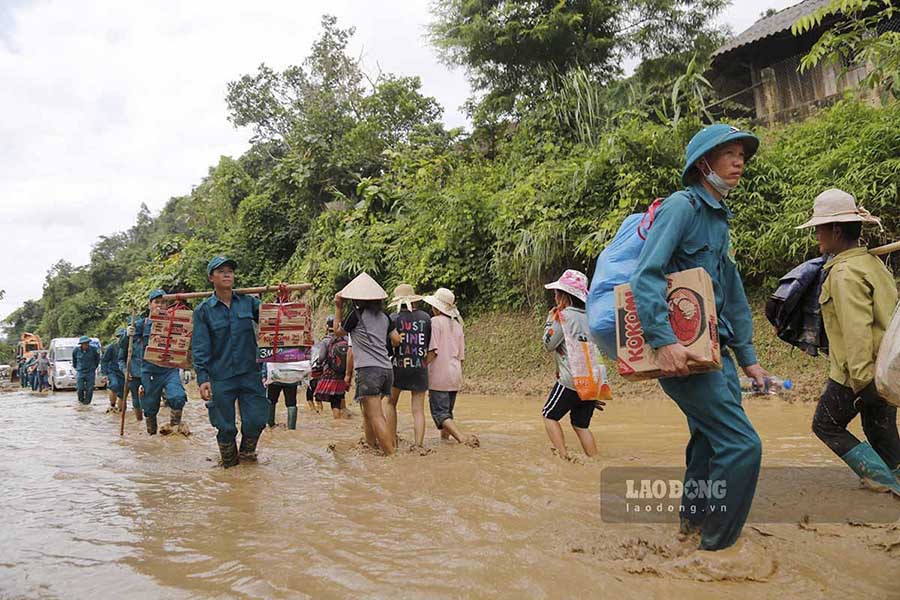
[587,199,663,359]
[765,256,829,357]
[325,336,350,378]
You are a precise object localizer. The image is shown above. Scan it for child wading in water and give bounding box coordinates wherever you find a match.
[541,270,604,459]
[424,288,479,447]
[314,316,353,420]
[334,273,400,455]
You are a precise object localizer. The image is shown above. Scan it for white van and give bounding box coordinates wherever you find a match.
[48,337,108,391]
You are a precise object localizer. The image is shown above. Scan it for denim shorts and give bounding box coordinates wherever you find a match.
[428,390,457,429]
[355,367,393,400]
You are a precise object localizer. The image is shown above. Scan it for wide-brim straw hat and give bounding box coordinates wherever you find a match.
[338,272,388,301]
[423,287,462,321]
[544,269,589,303]
[389,283,424,309]
[796,188,882,229]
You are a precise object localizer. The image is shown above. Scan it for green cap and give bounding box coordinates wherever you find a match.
[78,336,90,344]
[207,255,237,276]
[148,288,166,301]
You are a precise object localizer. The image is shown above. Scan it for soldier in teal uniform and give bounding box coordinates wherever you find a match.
[72,336,101,405]
[629,124,769,551]
[101,330,125,411]
[192,256,269,467]
[139,289,189,436]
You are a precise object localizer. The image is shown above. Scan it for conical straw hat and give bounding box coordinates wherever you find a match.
[338,272,388,301]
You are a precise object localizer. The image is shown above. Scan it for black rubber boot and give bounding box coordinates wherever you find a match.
[218,440,239,468]
[135,406,144,422]
[146,414,158,435]
[267,403,276,428]
[287,406,298,430]
[239,436,259,462]
[170,409,182,426]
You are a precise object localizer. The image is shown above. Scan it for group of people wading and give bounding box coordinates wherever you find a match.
[65,123,898,554]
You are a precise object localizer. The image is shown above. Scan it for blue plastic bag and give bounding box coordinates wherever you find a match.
[587,213,647,359]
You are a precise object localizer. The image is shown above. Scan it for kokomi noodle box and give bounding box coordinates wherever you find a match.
[257,301,314,362]
[614,267,721,381]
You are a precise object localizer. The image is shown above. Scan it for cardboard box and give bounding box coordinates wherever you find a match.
[614,267,721,381]
[143,306,194,370]
[257,301,314,362]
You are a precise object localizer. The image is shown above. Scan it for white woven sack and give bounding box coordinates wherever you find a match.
[876,302,900,407]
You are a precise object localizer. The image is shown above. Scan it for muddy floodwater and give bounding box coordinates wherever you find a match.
[2,388,900,599]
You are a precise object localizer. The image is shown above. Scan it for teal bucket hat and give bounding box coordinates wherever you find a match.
[207,255,237,276]
[681,124,760,186]
[78,336,90,344]
[148,288,166,301]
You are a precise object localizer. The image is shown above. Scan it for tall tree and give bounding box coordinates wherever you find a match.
[429,0,727,119]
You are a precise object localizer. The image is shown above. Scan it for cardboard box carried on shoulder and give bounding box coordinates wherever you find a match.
[257,301,314,362]
[614,267,721,381]
[143,306,194,370]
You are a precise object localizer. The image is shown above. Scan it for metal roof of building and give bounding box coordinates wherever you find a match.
[713,0,832,58]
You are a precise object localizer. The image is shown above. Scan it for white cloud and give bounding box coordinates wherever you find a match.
[0,0,804,324]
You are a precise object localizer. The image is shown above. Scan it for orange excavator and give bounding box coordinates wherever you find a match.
[13,332,43,382]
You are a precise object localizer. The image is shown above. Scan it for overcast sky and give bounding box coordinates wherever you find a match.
[0,0,798,322]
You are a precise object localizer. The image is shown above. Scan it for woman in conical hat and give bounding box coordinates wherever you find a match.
[800,189,900,496]
[334,273,401,455]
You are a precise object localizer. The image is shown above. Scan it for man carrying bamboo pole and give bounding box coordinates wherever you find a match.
[192,256,269,468]
[138,289,189,436]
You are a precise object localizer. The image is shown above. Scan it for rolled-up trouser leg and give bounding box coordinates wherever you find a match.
[659,351,762,551]
[237,371,268,441]
[143,369,187,417]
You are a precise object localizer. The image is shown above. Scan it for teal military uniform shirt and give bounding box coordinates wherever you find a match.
[629,183,758,367]
[72,346,101,375]
[192,292,261,385]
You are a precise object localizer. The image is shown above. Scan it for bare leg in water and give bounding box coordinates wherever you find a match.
[573,426,598,457]
[544,418,568,458]
[440,418,479,447]
[386,389,400,445]
[361,395,395,455]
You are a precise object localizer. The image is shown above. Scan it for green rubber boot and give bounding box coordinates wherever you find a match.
[841,442,900,497]
[267,403,276,428]
[287,406,298,430]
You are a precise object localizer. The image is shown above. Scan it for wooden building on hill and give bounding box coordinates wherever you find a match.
[710,0,900,125]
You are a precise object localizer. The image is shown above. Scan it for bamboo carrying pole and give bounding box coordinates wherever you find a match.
[870,241,900,257]
[120,308,136,436]
[160,284,313,302]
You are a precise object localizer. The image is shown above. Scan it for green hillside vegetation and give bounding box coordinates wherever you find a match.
[4,2,898,362]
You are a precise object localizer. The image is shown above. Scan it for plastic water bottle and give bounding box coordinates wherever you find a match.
[740,376,793,396]
[594,364,613,400]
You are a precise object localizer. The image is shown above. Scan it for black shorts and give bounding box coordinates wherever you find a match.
[355,367,393,400]
[542,382,594,429]
[392,368,428,392]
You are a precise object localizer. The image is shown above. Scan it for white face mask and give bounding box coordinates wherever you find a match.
[701,158,736,197]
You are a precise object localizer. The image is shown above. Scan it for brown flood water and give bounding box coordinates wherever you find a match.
[2,388,900,599]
